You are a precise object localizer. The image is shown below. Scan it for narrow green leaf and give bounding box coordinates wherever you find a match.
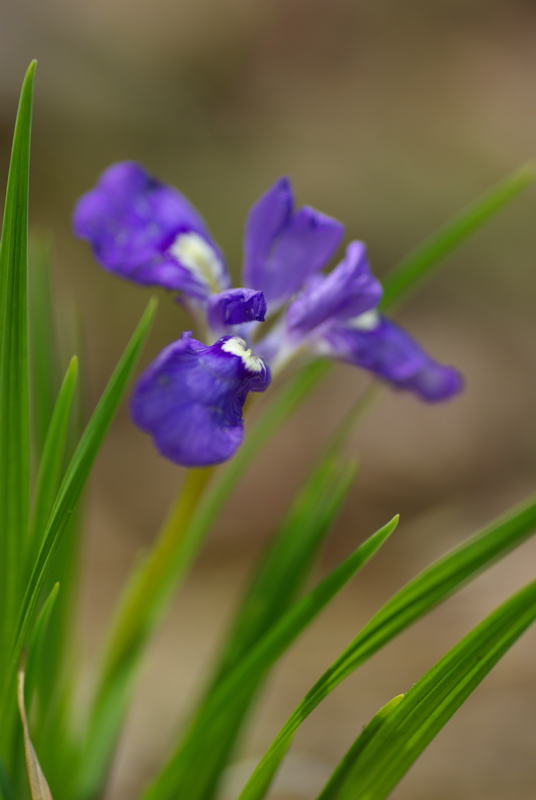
[17,664,53,800]
[0,298,156,732]
[331,581,536,800]
[316,694,405,800]
[29,233,62,458]
[0,61,36,656]
[144,514,398,800]
[30,358,78,552]
[24,583,60,707]
[381,163,536,311]
[213,459,358,683]
[236,494,536,800]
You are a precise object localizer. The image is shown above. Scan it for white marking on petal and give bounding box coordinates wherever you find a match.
[348,309,380,331]
[169,232,225,292]
[222,337,264,373]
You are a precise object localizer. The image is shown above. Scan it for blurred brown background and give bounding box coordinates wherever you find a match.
[2,1,536,798]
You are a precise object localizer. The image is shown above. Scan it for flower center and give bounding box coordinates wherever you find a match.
[221,337,264,373]
[169,232,224,293]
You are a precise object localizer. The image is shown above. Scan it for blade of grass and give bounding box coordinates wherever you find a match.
[329,580,536,800]
[24,583,60,708]
[211,460,358,684]
[29,357,78,553]
[0,298,157,748]
[381,163,536,311]
[316,695,405,800]
[27,358,80,721]
[143,513,398,800]
[0,61,36,661]
[29,233,62,459]
[236,494,536,800]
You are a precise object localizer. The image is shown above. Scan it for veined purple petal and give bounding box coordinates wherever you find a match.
[73,161,229,299]
[243,178,344,309]
[130,333,270,467]
[286,241,383,338]
[207,288,267,332]
[322,314,463,402]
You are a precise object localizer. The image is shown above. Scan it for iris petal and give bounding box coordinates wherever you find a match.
[73,161,229,299]
[130,333,270,466]
[287,241,383,338]
[207,288,267,332]
[243,178,344,309]
[322,315,463,402]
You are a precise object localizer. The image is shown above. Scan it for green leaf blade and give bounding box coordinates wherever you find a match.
[30,357,78,552]
[29,233,62,458]
[0,61,36,654]
[332,581,536,800]
[143,512,397,800]
[0,298,156,734]
[381,163,536,311]
[236,495,536,800]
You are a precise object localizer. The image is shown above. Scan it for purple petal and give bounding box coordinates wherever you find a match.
[243,178,344,308]
[243,178,294,287]
[207,288,267,332]
[130,333,270,467]
[73,161,229,299]
[286,241,383,338]
[323,315,463,402]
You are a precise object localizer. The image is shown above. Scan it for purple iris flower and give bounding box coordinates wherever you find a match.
[74,162,463,466]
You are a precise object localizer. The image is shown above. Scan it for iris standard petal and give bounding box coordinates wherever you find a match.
[286,241,383,338]
[207,288,267,331]
[73,161,229,299]
[243,177,293,288]
[322,314,463,402]
[243,178,344,309]
[130,333,270,466]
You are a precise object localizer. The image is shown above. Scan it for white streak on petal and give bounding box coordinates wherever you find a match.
[222,337,264,372]
[169,232,225,292]
[348,309,380,331]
